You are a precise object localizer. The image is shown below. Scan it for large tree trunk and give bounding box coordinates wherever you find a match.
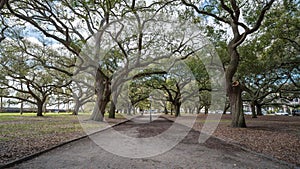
[196,105,202,114]
[223,103,230,114]
[184,107,188,114]
[164,106,168,114]
[90,95,109,121]
[109,91,119,118]
[226,43,246,128]
[43,100,47,114]
[229,84,246,127]
[174,102,181,117]
[90,68,111,121]
[73,99,80,115]
[36,101,43,116]
[251,101,257,118]
[188,107,194,114]
[0,96,3,112]
[109,101,116,118]
[127,104,132,115]
[256,103,263,116]
[57,94,60,113]
[204,105,209,114]
[20,101,23,115]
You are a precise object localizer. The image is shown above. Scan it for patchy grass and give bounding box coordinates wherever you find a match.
[0,115,16,122]
[0,113,82,141]
[0,112,127,165]
[77,113,131,134]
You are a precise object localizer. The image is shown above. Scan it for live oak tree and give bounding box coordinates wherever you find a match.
[4,0,121,120]
[51,87,73,113]
[113,81,150,115]
[0,0,8,43]
[140,63,199,117]
[185,56,211,114]
[239,43,298,117]
[280,83,300,111]
[71,79,95,115]
[77,1,206,121]
[182,0,276,127]
[242,67,290,117]
[239,0,299,117]
[0,38,72,116]
[0,86,9,112]
[128,80,152,114]
[4,0,203,122]
[3,0,284,126]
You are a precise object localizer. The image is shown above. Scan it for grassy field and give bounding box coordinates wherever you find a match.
[0,113,81,140]
[0,112,127,165]
[0,112,127,140]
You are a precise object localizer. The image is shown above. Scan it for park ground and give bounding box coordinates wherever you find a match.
[0,113,299,167]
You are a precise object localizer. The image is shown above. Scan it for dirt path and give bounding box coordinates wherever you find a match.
[6,116,293,169]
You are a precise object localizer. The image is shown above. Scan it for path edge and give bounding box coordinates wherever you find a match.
[160,115,300,169]
[0,116,138,169]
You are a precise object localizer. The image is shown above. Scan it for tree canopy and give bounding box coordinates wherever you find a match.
[0,0,298,129]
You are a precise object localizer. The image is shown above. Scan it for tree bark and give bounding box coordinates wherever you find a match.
[251,101,257,118]
[164,106,168,114]
[223,103,230,114]
[109,101,116,118]
[204,105,209,114]
[184,107,188,114]
[229,84,246,127]
[0,96,3,112]
[20,101,23,115]
[36,101,43,116]
[0,0,7,10]
[174,102,181,117]
[90,68,111,121]
[127,104,132,115]
[256,103,263,116]
[90,95,109,121]
[226,42,246,127]
[196,105,202,114]
[73,100,80,115]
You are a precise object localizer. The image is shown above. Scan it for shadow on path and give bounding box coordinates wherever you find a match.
[4,116,294,169]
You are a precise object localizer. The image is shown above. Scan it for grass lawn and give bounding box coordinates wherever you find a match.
[0,112,127,140]
[0,112,127,165]
[0,113,84,147]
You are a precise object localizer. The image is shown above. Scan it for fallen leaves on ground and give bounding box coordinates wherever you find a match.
[166,114,300,166]
[1,114,299,166]
[0,115,126,166]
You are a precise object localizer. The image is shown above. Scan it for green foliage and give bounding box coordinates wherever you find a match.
[237,0,299,107]
[0,36,73,112]
[129,80,151,106]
